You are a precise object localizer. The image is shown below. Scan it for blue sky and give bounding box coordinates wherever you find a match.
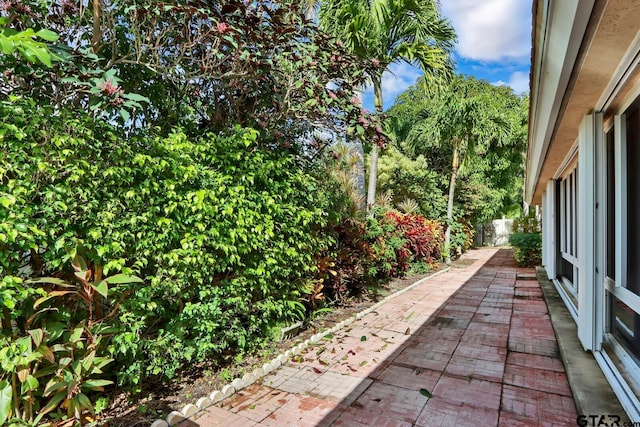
[362,0,532,112]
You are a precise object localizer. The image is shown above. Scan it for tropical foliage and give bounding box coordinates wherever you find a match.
[0,1,450,425]
[317,0,456,209]
[387,74,529,259]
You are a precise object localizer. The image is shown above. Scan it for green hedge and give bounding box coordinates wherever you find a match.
[1,98,331,386]
[509,232,542,267]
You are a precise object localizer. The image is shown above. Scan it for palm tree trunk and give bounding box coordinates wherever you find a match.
[367,78,383,211]
[444,146,459,264]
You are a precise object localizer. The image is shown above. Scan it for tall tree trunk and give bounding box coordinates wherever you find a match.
[367,78,383,212]
[444,145,459,264]
[354,86,366,210]
[92,0,101,53]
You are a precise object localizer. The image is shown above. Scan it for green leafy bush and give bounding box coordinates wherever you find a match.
[513,209,541,233]
[0,251,140,427]
[1,97,331,387]
[509,233,542,267]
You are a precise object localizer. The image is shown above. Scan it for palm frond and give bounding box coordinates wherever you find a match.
[397,198,420,214]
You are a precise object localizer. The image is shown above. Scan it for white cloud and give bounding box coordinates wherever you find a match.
[363,62,422,110]
[442,0,531,62]
[492,70,530,94]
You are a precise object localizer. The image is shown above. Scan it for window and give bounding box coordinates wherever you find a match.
[627,108,640,296]
[558,166,579,298]
[606,105,640,361]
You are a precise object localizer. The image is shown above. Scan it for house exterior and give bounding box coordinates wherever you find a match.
[527,0,640,420]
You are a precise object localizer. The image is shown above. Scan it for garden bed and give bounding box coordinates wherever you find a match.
[100,267,444,426]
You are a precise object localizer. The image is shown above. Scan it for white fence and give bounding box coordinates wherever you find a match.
[474,216,514,247]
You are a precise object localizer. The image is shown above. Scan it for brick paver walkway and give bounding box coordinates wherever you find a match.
[182,248,578,426]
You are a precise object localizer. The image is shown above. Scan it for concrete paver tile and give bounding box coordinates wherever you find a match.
[432,375,502,410]
[515,279,540,288]
[417,325,465,341]
[394,347,451,371]
[186,405,258,427]
[500,384,577,426]
[259,394,346,427]
[503,363,572,396]
[343,382,429,423]
[512,299,548,314]
[505,351,565,372]
[445,355,505,382]
[415,397,499,427]
[375,364,441,391]
[332,408,413,427]
[427,316,471,330]
[514,287,543,298]
[508,336,559,357]
[406,335,458,353]
[472,310,512,325]
[453,342,507,363]
[221,386,291,422]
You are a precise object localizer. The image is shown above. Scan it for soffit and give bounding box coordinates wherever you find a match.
[532,0,640,202]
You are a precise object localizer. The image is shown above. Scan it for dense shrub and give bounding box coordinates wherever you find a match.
[510,210,542,266]
[509,233,542,267]
[321,209,443,303]
[513,209,541,233]
[386,211,443,271]
[1,98,331,387]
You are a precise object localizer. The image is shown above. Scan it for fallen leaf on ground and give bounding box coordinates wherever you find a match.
[419,388,432,398]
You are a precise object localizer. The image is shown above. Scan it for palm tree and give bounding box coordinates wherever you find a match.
[317,0,456,211]
[408,75,510,263]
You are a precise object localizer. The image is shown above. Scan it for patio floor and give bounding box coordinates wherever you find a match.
[180,248,578,426]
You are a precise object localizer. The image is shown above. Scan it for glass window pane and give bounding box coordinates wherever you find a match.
[627,109,640,295]
[606,130,616,280]
[611,294,640,360]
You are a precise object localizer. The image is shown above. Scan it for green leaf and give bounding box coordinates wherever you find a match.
[35,29,59,42]
[103,69,117,79]
[419,388,432,398]
[123,93,149,103]
[26,45,52,67]
[34,291,75,308]
[76,393,95,414]
[360,335,367,342]
[0,380,12,425]
[28,328,44,347]
[69,327,84,343]
[43,379,68,397]
[91,281,108,298]
[103,274,143,285]
[21,375,38,395]
[26,277,72,287]
[119,108,130,122]
[82,379,113,391]
[0,37,13,54]
[60,76,81,84]
[39,391,65,415]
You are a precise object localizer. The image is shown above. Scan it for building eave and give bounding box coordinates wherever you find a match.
[525,0,595,205]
